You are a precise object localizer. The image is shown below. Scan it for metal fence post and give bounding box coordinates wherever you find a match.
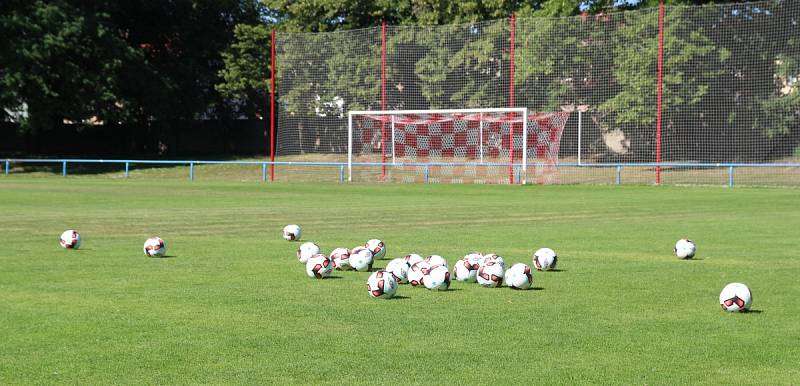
[424,164,430,183]
[124,162,129,178]
[616,165,622,185]
[262,163,267,182]
[4,160,8,175]
[189,162,194,180]
[728,166,734,188]
[62,161,67,177]
[339,164,345,183]
[515,165,521,185]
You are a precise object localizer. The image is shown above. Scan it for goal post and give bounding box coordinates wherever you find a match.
[348,108,570,184]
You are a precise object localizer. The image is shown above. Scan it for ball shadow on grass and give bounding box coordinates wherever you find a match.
[513,286,545,291]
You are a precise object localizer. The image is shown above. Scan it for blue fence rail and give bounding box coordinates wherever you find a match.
[3,158,800,187]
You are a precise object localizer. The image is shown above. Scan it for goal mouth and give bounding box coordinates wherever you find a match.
[348,108,570,184]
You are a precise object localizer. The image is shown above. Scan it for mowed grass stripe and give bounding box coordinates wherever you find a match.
[0,178,798,384]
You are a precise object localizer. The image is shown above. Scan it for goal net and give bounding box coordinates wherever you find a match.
[348,108,570,184]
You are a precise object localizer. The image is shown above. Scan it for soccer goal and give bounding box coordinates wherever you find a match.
[347,108,570,184]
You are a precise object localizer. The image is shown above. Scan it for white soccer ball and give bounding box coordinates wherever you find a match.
[719,282,753,312]
[532,248,558,271]
[367,270,398,299]
[453,259,478,282]
[349,246,374,272]
[330,247,352,270]
[407,261,432,287]
[424,264,451,291]
[365,239,386,259]
[282,224,301,241]
[59,230,81,249]
[385,258,411,284]
[306,254,333,279]
[143,236,167,257]
[674,239,696,259]
[297,242,321,264]
[425,254,448,268]
[477,261,504,288]
[481,253,505,269]
[505,263,533,290]
[403,253,424,267]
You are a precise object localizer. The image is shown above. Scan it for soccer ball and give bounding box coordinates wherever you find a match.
[425,254,448,268]
[366,239,386,259]
[385,258,411,284]
[719,282,753,312]
[453,254,480,282]
[59,230,81,249]
[505,263,533,290]
[424,264,451,291]
[403,253,424,267]
[306,254,333,279]
[481,253,505,269]
[283,224,301,241]
[349,246,374,272]
[674,239,696,259]
[532,248,558,271]
[367,270,398,299]
[407,261,432,287]
[297,242,321,264]
[477,261,504,288]
[143,237,167,257]
[330,248,352,270]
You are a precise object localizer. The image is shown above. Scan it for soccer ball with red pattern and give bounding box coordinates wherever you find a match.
[367,270,398,299]
[424,254,448,268]
[719,282,752,312]
[407,261,431,287]
[453,253,481,282]
[330,247,352,270]
[365,239,386,259]
[349,246,374,272]
[59,230,81,249]
[143,237,167,257]
[505,263,533,290]
[297,242,321,264]
[385,258,410,283]
[282,224,301,241]
[532,248,557,271]
[424,265,451,291]
[477,260,504,288]
[481,253,505,269]
[403,253,424,267]
[306,254,333,279]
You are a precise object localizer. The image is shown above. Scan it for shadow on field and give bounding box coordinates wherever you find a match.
[512,286,545,291]
[325,276,344,280]
[388,295,410,300]
[743,309,764,314]
[545,269,565,272]
[151,255,176,259]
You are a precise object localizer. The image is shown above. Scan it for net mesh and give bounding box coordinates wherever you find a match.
[274,1,800,186]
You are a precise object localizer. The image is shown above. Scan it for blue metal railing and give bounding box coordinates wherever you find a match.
[3,158,800,187]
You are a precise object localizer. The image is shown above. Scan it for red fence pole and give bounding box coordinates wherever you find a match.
[380,21,387,180]
[655,0,665,185]
[508,13,516,184]
[270,29,276,182]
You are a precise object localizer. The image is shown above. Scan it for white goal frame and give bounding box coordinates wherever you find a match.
[348,107,529,183]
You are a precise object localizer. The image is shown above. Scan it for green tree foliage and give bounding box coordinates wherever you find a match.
[0,0,262,131]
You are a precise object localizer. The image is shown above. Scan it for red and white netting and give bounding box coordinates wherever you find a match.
[350,109,569,184]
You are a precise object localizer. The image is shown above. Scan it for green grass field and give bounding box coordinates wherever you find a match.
[1,177,799,384]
